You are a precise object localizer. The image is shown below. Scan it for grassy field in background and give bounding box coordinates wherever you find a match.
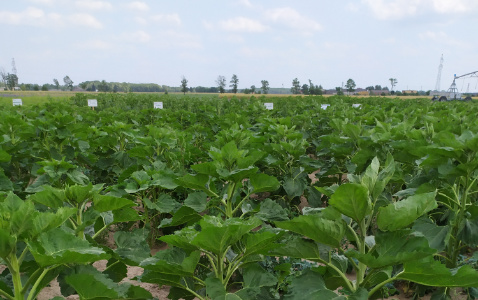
[1,90,474,106]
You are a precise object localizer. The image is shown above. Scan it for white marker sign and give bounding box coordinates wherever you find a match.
[264,103,273,110]
[352,104,362,108]
[88,99,98,107]
[321,104,330,110]
[154,102,163,109]
[12,99,22,106]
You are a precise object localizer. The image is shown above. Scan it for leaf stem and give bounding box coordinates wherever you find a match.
[368,271,403,298]
[26,267,52,300]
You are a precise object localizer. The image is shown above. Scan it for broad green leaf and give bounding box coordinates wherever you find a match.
[184,191,208,212]
[243,229,284,257]
[270,236,331,262]
[0,149,11,163]
[191,161,219,177]
[283,269,342,300]
[377,192,437,231]
[65,265,152,299]
[329,183,371,223]
[191,216,262,255]
[112,207,142,223]
[346,230,436,268]
[0,230,15,258]
[217,166,258,182]
[0,170,13,191]
[32,207,76,236]
[457,217,478,247]
[150,171,179,189]
[140,248,200,278]
[65,184,93,204]
[93,194,135,212]
[276,214,346,248]
[114,229,151,266]
[66,169,90,185]
[158,206,201,228]
[144,194,180,213]
[249,173,280,193]
[398,257,478,287]
[256,198,288,221]
[412,217,450,251]
[176,174,214,195]
[29,186,65,209]
[28,228,109,267]
[159,227,199,253]
[283,176,307,198]
[243,264,277,288]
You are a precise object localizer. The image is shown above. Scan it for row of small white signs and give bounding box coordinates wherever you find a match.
[10,99,361,110]
[263,103,361,110]
[87,99,164,109]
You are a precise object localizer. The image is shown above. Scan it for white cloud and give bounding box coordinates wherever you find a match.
[418,30,467,47]
[79,39,111,50]
[129,30,151,43]
[75,0,113,11]
[29,0,55,5]
[70,13,103,28]
[219,17,267,32]
[0,7,61,26]
[361,0,420,20]
[238,0,253,8]
[362,0,478,20]
[125,1,149,12]
[151,14,181,26]
[265,7,322,34]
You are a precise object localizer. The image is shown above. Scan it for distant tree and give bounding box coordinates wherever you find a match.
[98,80,110,92]
[6,73,18,90]
[345,78,356,93]
[0,68,7,89]
[301,83,309,95]
[291,78,301,94]
[316,84,323,95]
[335,86,344,96]
[53,78,60,90]
[250,85,256,94]
[374,85,382,90]
[79,82,88,90]
[216,75,226,93]
[63,76,74,91]
[229,74,239,94]
[261,80,270,94]
[113,84,119,93]
[243,88,251,94]
[366,86,374,91]
[33,84,40,91]
[41,84,49,91]
[389,78,397,91]
[180,76,188,94]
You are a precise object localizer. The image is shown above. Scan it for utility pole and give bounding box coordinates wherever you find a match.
[11,58,17,75]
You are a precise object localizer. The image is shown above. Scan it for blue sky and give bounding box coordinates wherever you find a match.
[1,0,477,91]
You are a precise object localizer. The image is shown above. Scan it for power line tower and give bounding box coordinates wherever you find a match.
[434,54,443,91]
[11,58,17,75]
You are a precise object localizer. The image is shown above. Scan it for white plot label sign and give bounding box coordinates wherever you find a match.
[88,99,98,107]
[12,99,22,106]
[321,104,330,110]
[264,103,273,110]
[154,102,163,109]
[352,104,362,109]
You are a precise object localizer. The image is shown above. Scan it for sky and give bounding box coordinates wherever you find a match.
[1,0,478,91]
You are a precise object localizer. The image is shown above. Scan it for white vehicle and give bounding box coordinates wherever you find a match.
[432,71,477,101]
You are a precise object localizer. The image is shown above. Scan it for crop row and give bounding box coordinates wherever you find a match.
[0,94,477,299]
